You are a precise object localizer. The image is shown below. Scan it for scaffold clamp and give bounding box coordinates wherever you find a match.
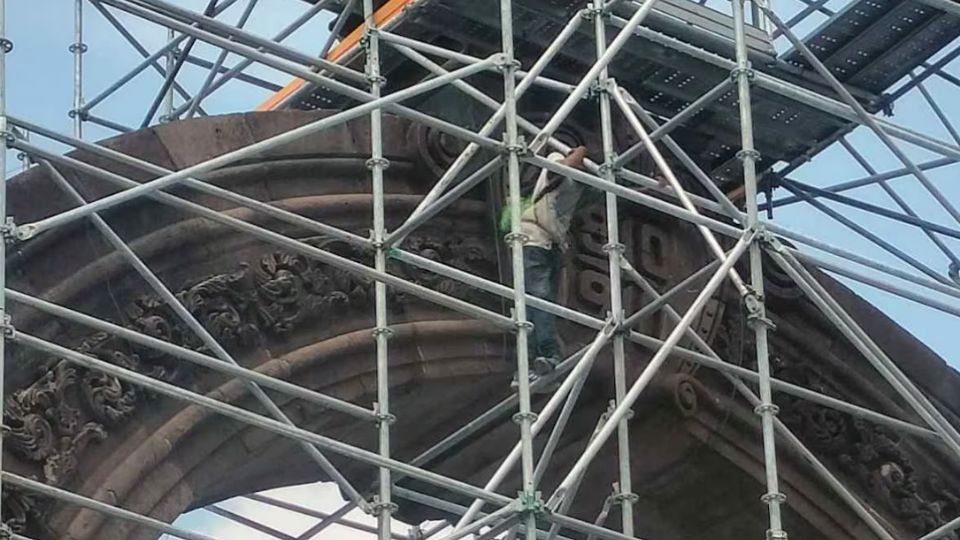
[608,398,634,420]
[504,231,530,245]
[518,491,547,515]
[761,491,787,504]
[366,157,391,170]
[371,326,394,339]
[502,134,528,156]
[612,491,639,505]
[512,410,539,424]
[373,402,396,424]
[730,65,755,83]
[754,403,780,416]
[1,311,13,340]
[494,54,521,72]
[369,496,399,516]
[766,528,789,540]
[743,289,777,330]
[2,217,18,244]
[602,242,625,254]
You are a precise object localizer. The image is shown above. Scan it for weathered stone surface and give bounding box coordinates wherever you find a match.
[3,111,958,540]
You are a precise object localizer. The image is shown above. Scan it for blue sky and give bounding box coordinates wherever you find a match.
[8,0,960,537]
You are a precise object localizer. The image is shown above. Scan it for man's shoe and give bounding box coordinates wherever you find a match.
[533,356,559,375]
[532,357,560,394]
[510,369,542,390]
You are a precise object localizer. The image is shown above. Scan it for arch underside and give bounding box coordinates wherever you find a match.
[4,111,960,540]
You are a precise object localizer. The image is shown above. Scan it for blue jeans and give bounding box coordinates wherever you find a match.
[523,246,562,362]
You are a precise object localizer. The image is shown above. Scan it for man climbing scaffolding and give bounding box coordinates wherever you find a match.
[502,146,590,389]
[501,145,667,389]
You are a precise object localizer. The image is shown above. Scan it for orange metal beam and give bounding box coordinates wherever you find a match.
[257,0,417,111]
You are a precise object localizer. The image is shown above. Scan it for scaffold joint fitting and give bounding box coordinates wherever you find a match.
[494,54,521,72]
[369,497,399,516]
[366,157,391,170]
[502,134,528,156]
[742,289,776,330]
[2,217,19,244]
[583,2,603,18]
[372,326,394,339]
[373,403,397,426]
[608,399,634,419]
[518,491,547,515]
[753,403,780,416]
[587,81,606,101]
[514,319,534,333]
[366,73,387,86]
[512,410,539,424]
[612,491,640,505]
[730,66,755,83]
[597,160,619,177]
[359,32,374,50]
[0,38,13,54]
[747,311,777,330]
[761,491,787,505]
[504,231,530,245]
[602,242,625,254]
[75,108,91,122]
[766,529,788,540]
[736,149,761,162]
[759,230,783,251]
[68,42,88,54]
[742,288,763,310]
[2,311,15,340]
[607,311,626,331]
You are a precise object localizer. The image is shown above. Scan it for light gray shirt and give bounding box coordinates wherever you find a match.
[520,152,585,251]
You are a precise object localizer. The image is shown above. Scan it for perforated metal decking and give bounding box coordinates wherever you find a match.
[781,0,960,94]
[286,0,960,188]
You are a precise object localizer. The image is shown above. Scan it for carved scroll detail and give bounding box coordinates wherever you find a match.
[2,235,494,535]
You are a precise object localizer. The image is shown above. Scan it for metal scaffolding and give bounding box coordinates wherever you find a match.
[4,0,960,539]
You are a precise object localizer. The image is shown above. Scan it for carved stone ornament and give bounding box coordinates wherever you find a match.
[1,485,45,536]
[694,300,960,538]
[1,234,496,534]
[772,344,960,537]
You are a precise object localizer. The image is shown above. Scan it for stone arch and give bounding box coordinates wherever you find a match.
[4,111,960,540]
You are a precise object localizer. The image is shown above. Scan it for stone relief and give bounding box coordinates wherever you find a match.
[1,486,44,536]
[2,207,956,538]
[772,351,960,537]
[701,296,960,539]
[0,234,495,535]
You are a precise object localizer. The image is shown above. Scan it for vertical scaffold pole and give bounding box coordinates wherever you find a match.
[731,0,786,538]
[364,0,395,537]
[499,0,538,536]
[71,0,85,138]
[163,27,175,120]
[593,3,634,535]
[0,0,7,533]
